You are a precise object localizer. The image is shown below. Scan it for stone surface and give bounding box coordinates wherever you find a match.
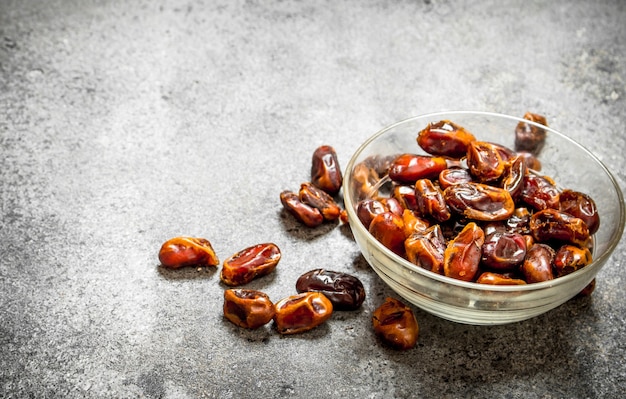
[1,0,625,398]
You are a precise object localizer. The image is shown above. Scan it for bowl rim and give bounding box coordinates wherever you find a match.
[343,110,626,292]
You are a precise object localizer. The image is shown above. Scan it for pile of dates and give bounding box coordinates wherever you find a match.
[352,113,600,287]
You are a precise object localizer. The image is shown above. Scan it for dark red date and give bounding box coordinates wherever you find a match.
[405,224,446,274]
[530,208,590,246]
[311,145,342,195]
[414,178,451,222]
[443,222,485,282]
[280,190,324,227]
[296,269,366,311]
[481,231,527,271]
[559,189,600,234]
[299,182,341,221]
[388,154,448,184]
[521,243,555,283]
[443,182,515,221]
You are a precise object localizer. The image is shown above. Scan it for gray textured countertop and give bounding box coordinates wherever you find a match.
[2,1,626,398]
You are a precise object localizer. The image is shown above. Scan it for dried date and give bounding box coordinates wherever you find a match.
[529,208,590,246]
[368,211,407,256]
[466,141,506,182]
[481,231,527,271]
[559,189,600,234]
[443,222,485,282]
[476,272,527,285]
[311,145,342,195]
[520,243,555,283]
[223,289,275,329]
[280,190,324,227]
[220,243,281,286]
[443,182,515,221]
[405,224,446,274]
[158,236,219,269]
[388,154,447,184]
[417,120,476,158]
[554,244,592,277]
[515,112,547,154]
[273,292,333,335]
[414,178,451,222]
[372,297,419,350]
[296,269,366,310]
[299,182,341,221]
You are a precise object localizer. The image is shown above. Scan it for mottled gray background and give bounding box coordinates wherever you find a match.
[1,0,625,398]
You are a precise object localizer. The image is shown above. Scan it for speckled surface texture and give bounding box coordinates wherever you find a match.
[1,0,625,398]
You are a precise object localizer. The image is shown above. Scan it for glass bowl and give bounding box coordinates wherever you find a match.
[343,111,625,325]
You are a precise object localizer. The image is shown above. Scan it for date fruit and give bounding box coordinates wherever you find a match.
[559,189,600,235]
[368,212,406,256]
[299,182,341,221]
[372,297,419,350]
[311,145,343,195]
[280,190,324,227]
[388,154,447,184]
[417,120,476,158]
[443,222,485,282]
[405,224,446,274]
[476,272,527,285]
[515,112,547,154]
[414,178,451,222]
[466,141,506,182]
[521,243,555,283]
[444,182,515,221]
[481,231,527,271]
[273,292,333,335]
[220,243,281,286]
[529,208,590,246]
[296,269,366,310]
[158,236,219,269]
[554,244,592,277]
[223,289,275,329]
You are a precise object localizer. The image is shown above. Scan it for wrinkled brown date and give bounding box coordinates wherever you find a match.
[299,182,341,221]
[280,190,324,227]
[443,222,485,282]
[393,184,419,212]
[515,112,547,154]
[311,145,343,195]
[559,189,600,235]
[476,272,527,285]
[466,141,506,182]
[414,178,451,222]
[481,231,527,271]
[530,208,590,246]
[159,236,219,269]
[356,198,388,230]
[223,289,275,329]
[501,155,527,201]
[405,224,446,274]
[388,153,448,184]
[438,167,472,189]
[372,297,419,350]
[273,292,333,335]
[220,243,281,286]
[521,243,555,283]
[554,244,593,277]
[417,120,476,158]
[368,211,407,256]
[296,269,366,311]
[443,182,515,221]
[521,173,560,211]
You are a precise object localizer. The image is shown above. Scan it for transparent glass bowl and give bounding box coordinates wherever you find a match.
[343,111,625,325]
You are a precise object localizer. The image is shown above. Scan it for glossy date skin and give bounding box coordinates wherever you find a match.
[417,120,476,158]
[299,182,341,221]
[476,272,527,285]
[296,269,366,311]
[223,289,275,329]
[388,154,448,184]
[521,243,555,283]
[372,297,419,351]
[521,173,560,211]
[280,190,324,227]
[414,178,451,222]
[530,208,590,246]
[466,141,506,182]
[438,167,472,189]
[405,225,446,274]
[481,231,527,271]
[368,211,406,256]
[220,243,281,286]
[554,245,593,277]
[443,182,515,221]
[443,222,485,282]
[559,189,600,235]
[159,236,219,269]
[273,292,333,335]
[311,145,343,195]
